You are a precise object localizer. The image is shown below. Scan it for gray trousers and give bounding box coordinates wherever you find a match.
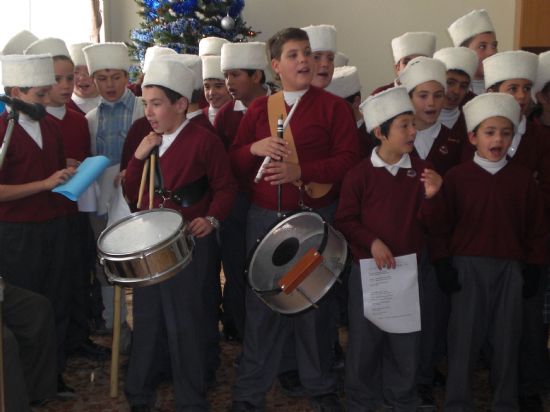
[4,284,57,412]
[345,264,420,412]
[232,205,337,409]
[125,233,217,411]
[445,256,522,412]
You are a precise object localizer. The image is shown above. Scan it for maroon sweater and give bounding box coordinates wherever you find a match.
[438,160,547,264]
[189,111,217,134]
[214,100,244,150]
[370,81,395,96]
[66,99,85,116]
[229,86,360,211]
[0,114,67,222]
[335,156,441,262]
[124,121,237,222]
[121,117,152,171]
[412,124,463,176]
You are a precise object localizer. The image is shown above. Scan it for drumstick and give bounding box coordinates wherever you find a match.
[110,284,122,398]
[136,158,150,209]
[276,115,284,217]
[149,152,155,210]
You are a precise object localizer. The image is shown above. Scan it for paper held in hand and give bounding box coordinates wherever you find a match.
[360,253,421,334]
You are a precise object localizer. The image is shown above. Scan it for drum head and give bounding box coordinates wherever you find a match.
[98,209,183,255]
[248,212,326,292]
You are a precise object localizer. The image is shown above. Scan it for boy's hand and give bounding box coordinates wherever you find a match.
[421,168,442,199]
[250,136,291,160]
[188,217,214,238]
[262,161,301,185]
[135,132,162,160]
[370,238,396,270]
[43,167,76,190]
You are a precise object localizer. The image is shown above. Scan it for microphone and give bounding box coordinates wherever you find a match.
[0,95,47,121]
[255,116,284,183]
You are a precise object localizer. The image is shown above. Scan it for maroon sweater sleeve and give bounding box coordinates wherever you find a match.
[525,177,548,264]
[120,117,152,171]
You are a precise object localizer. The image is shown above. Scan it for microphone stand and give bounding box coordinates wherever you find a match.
[0,277,5,412]
[0,110,19,171]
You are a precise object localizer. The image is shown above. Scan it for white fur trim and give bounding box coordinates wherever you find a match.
[221,42,268,71]
[143,59,194,101]
[448,9,495,47]
[463,92,520,132]
[199,37,229,56]
[69,43,92,66]
[483,50,538,90]
[534,51,550,100]
[1,54,55,87]
[433,47,478,80]
[391,32,436,64]
[202,56,224,80]
[83,43,130,75]
[158,54,202,90]
[143,46,176,73]
[302,25,337,53]
[2,30,38,55]
[325,66,361,99]
[361,86,414,132]
[334,52,349,67]
[399,57,447,92]
[24,38,70,57]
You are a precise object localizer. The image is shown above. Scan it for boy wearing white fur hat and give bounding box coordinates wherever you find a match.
[67,42,101,115]
[302,24,337,89]
[436,93,547,411]
[448,9,498,96]
[335,86,442,411]
[484,49,550,410]
[434,47,478,144]
[122,58,236,412]
[202,55,231,125]
[0,53,77,395]
[198,36,229,57]
[371,32,436,96]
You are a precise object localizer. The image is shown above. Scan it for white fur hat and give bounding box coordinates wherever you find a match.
[199,37,229,57]
[391,32,436,64]
[158,54,202,90]
[83,42,131,75]
[448,9,495,47]
[69,43,92,66]
[483,50,538,90]
[433,47,478,80]
[399,56,447,93]
[534,51,550,100]
[360,86,414,132]
[463,92,520,132]
[325,66,361,99]
[1,54,55,87]
[24,37,70,58]
[142,58,194,101]
[302,25,337,53]
[334,52,349,67]
[202,56,224,80]
[2,30,38,55]
[142,46,176,73]
[221,42,268,71]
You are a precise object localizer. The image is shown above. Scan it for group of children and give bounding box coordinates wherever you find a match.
[1,6,550,412]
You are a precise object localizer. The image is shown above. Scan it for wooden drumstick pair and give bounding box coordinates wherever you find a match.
[137,151,157,210]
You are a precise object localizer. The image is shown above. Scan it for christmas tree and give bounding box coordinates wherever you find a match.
[129,0,259,63]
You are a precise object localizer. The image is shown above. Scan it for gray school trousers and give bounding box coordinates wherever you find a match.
[345,263,420,412]
[445,256,522,412]
[232,204,338,409]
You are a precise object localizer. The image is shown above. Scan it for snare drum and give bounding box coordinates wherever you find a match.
[247,211,348,314]
[97,209,193,287]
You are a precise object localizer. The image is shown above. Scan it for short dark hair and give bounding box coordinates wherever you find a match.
[488,80,504,93]
[448,68,471,81]
[460,31,494,47]
[53,55,74,66]
[472,116,514,135]
[344,91,361,104]
[143,84,183,104]
[268,27,309,60]
[245,69,266,84]
[3,86,31,97]
[379,111,415,137]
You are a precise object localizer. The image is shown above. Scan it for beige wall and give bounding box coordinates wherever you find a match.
[107,0,516,94]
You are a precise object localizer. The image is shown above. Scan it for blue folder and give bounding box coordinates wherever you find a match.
[53,155,110,201]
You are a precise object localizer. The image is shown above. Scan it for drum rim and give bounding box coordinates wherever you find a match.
[97,208,185,257]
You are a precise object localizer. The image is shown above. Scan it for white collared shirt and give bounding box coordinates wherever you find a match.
[159,119,189,157]
[439,107,460,129]
[414,122,441,160]
[72,94,101,114]
[508,115,527,158]
[371,147,412,176]
[18,113,43,149]
[470,79,485,96]
[474,151,507,175]
[208,105,217,125]
[46,105,67,120]
[283,89,308,106]
[233,100,246,113]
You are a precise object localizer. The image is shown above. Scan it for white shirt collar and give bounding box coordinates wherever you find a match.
[370,147,412,176]
[470,79,485,96]
[186,109,202,120]
[46,105,66,120]
[474,151,508,175]
[233,100,246,113]
[356,118,365,129]
[72,93,101,114]
[159,119,189,157]
[208,105,217,125]
[508,115,527,158]
[438,107,460,129]
[18,113,43,149]
[414,121,441,160]
[283,89,308,106]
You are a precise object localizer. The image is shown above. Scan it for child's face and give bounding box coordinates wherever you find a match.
[394,54,422,76]
[410,81,445,129]
[468,32,498,79]
[469,116,513,161]
[224,69,259,102]
[497,79,532,115]
[272,39,313,91]
[93,69,128,102]
[444,70,470,110]
[74,65,98,99]
[142,86,187,134]
[203,78,231,109]
[311,51,335,89]
[13,86,52,106]
[378,113,417,154]
[48,59,75,107]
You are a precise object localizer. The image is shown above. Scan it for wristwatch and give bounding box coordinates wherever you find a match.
[205,216,220,230]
